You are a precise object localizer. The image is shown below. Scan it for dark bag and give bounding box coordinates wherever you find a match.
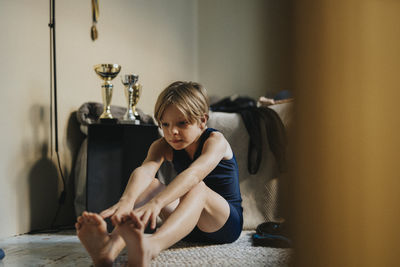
[211,96,287,174]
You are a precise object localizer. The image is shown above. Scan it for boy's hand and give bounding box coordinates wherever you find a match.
[100,200,133,226]
[133,200,162,230]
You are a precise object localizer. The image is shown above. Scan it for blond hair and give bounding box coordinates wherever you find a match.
[154,81,209,125]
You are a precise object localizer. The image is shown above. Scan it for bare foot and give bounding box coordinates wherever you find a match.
[117,211,160,267]
[76,212,120,267]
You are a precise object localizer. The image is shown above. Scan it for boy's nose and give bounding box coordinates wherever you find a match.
[171,126,179,135]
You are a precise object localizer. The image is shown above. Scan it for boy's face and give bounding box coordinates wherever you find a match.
[160,104,206,151]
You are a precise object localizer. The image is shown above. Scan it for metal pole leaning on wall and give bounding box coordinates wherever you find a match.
[47,0,66,231]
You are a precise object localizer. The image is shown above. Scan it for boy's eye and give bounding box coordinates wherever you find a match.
[161,122,169,128]
[178,121,188,126]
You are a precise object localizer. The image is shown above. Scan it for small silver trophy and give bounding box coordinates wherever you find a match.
[121,74,142,124]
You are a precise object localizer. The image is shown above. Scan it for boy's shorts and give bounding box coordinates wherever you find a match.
[183,203,243,244]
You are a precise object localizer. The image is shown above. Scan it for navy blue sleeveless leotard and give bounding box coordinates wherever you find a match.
[172,128,243,244]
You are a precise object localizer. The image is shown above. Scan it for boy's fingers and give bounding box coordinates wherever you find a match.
[111,214,120,226]
[133,210,143,221]
[99,212,107,219]
[99,209,111,218]
[151,216,156,229]
[100,204,120,218]
[131,211,143,228]
[141,212,150,227]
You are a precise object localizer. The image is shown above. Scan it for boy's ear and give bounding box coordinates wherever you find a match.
[200,114,209,128]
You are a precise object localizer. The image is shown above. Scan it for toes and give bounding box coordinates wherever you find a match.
[82,211,90,222]
[86,213,98,224]
[80,212,104,225]
[91,213,105,225]
[83,215,91,224]
[86,213,95,223]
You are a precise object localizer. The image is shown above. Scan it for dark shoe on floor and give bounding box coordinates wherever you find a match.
[253,221,292,248]
[256,221,286,235]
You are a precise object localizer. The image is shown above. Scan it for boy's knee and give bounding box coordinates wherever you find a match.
[187,181,208,198]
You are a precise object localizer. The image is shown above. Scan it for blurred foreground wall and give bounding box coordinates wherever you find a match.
[290,1,400,266]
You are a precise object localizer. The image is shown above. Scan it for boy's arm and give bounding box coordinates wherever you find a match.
[100,138,170,223]
[152,131,230,209]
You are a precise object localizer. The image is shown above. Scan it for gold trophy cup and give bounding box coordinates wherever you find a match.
[94,64,121,120]
[121,74,142,124]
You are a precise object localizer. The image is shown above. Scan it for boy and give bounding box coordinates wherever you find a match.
[76,81,243,266]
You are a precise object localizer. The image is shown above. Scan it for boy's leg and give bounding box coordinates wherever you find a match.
[76,178,169,266]
[75,212,123,267]
[118,181,230,265]
[151,181,230,249]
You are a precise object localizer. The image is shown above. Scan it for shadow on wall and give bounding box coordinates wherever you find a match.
[28,105,59,231]
[29,143,59,231]
[28,107,86,231]
[53,111,86,227]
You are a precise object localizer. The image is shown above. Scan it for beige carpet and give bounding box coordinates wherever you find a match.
[116,231,292,266]
[0,230,291,266]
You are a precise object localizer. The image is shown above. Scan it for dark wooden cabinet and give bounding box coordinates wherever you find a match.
[86,123,159,226]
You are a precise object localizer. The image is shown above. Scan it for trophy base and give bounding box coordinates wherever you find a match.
[99,118,118,124]
[120,119,140,125]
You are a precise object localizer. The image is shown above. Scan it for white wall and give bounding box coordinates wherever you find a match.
[0,0,198,238]
[0,0,54,238]
[198,0,291,99]
[0,0,285,238]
